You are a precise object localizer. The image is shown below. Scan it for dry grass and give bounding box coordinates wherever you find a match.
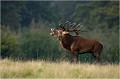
[0,59,119,78]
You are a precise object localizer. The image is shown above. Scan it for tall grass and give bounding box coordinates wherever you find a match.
[0,59,119,78]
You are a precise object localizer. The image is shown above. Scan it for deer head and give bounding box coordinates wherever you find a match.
[50,28,69,40]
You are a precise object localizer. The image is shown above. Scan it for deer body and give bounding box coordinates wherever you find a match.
[59,32,103,63]
[50,20,103,63]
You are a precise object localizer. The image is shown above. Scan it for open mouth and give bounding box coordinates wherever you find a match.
[50,33,54,36]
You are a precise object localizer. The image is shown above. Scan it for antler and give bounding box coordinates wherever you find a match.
[59,20,69,31]
[59,20,65,30]
[68,22,85,35]
[59,20,85,35]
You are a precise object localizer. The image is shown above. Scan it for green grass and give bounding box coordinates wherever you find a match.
[0,59,119,78]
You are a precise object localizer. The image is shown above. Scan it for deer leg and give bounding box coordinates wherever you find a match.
[95,54,101,62]
[92,53,101,63]
[93,43,103,63]
[73,53,78,64]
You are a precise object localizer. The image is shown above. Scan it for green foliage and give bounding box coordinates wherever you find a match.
[1,2,22,30]
[1,21,65,61]
[1,1,58,30]
[19,27,63,60]
[71,1,119,30]
[1,27,20,59]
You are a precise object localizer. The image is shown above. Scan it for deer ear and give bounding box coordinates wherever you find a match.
[51,28,54,31]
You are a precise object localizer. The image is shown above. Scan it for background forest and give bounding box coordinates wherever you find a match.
[1,1,119,63]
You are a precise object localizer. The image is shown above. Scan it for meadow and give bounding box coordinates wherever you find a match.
[0,59,119,78]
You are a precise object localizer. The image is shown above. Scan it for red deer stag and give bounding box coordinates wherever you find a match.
[50,21,103,63]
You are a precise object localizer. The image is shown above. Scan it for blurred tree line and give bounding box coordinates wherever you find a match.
[1,1,119,63]
[1,1,58,30]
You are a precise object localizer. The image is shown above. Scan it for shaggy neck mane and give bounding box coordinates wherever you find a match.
[60,34,74,50]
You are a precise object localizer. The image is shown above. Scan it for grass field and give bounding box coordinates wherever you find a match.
[0,59,119,78]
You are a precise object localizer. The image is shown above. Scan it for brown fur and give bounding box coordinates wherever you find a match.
[50,29,103,63]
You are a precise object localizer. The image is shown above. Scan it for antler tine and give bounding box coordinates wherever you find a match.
[73,23,76,25]
[68,23,73,27]
[59,20,62,23]
[75,23,82,30]
[66,21,69,23]
[67,22,85,35]
[68,22,71,25]
[65,21,71,31]
[66,21,72,30]
[59,20,66,30]
[69,23,76,29]
[65,21,69,26]
[74,24,86,34]
[70,23,82,30]
[67,23,73,30]
[62,21,69,30]
[59,20,70,30]
[77,24,81,27]
[59,20,62,26]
